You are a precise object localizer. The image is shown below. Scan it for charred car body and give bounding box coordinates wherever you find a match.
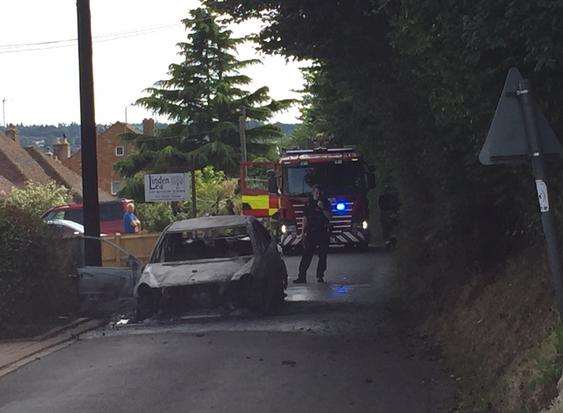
[135,216,288,319]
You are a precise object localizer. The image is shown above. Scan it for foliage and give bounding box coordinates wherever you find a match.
[0,205,77,338]
[115,5,293,189]
[4,181,72,218]
[195,166,239,215]
[136,202,176,233]
[210,0,563,288]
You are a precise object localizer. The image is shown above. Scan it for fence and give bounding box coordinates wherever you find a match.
[101,232,160,267]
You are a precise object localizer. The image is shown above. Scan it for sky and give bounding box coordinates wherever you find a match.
[0,0,306,126]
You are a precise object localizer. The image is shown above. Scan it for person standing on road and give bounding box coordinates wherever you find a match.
[378,185,400,248]
[123,203,141,234]
[294,185,332,284]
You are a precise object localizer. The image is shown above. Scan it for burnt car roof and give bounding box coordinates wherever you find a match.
[167,215,256,232]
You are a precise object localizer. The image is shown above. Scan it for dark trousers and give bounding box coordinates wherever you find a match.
[298,231,330,279]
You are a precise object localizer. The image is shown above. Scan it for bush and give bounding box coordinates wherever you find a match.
[0,205,77,338]
[4,181,72,217]
[136,203,175,232]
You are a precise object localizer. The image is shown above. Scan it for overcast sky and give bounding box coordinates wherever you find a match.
[0,0,305,126]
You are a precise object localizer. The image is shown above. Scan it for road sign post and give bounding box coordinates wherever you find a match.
[480,68,563,316]
[516,80,563,315]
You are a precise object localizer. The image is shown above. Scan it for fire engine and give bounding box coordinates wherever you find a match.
[240,146,375,253]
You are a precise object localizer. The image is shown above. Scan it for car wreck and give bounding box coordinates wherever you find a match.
[135,216,288,320]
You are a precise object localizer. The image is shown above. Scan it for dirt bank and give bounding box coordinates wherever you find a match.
[418,247,562,412]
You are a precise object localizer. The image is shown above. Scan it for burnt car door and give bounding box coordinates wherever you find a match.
[249,220,287,311]
[77,236,142,315]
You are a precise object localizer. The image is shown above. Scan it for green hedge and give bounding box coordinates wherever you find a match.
[0,205,78,338]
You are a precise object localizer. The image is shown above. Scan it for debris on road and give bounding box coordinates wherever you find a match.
[282,360,297,367]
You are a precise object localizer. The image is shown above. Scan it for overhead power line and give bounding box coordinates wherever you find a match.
[0,23,181,55]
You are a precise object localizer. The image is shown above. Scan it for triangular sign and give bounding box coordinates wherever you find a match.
[479,67,562,165]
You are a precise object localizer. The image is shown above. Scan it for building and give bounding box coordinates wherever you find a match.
[0,124,113,201]
[57,119,154,196]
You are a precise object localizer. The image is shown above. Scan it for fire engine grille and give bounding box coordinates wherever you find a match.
[294,201,354,233]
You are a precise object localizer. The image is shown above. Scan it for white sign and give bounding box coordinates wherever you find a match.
[535,179,549,212]
[144,173,191,202]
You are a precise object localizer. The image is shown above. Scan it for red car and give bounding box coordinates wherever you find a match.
[42,199,133,235]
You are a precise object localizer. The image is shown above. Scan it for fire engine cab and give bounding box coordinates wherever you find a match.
[240,147,375,253]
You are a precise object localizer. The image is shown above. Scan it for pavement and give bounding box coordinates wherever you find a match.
[0,250,456,413]
[0,319,106,379]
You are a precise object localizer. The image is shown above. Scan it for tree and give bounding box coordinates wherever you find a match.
[208,0,563,276]
[116,6,293,195]
[4,181,72,218]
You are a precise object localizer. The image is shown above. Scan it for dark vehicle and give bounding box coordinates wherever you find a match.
[42,199,133,235]
[134,215,288,320]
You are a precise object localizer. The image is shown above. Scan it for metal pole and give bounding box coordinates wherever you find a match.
[2,98,6,127]
[77,0,101,266]
[517,79,563,316]
[191,157,197,218]
[239,107,247,163]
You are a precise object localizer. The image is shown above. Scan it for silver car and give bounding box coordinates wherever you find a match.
[135,215,288,319]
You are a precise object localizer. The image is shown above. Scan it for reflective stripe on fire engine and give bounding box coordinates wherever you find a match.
[242,194,269,210]
[281,230,365,247]
[242,194,279,217]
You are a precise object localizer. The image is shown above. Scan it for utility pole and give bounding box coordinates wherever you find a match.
[76,0,102,266]
[2,98,6,127]
[124,106,128,124]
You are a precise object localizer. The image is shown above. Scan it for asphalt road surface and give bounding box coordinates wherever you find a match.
[0,250,456,413]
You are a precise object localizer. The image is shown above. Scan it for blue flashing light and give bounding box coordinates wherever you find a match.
[336,202,346,211]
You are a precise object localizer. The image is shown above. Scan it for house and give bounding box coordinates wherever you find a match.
[57,119,154,196]
[0,124,113,201]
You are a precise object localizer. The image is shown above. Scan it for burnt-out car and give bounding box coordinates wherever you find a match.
[135,215,288,319]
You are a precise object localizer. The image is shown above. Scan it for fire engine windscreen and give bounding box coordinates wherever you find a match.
[157,226,253,262]
[284,162,366,196]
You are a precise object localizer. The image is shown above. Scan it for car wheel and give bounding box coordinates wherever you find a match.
[136,287,158,321]
[249,273,283,315]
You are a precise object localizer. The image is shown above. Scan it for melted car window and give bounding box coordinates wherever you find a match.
[160,225,253,262]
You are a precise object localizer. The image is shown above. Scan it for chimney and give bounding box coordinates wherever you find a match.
[5,124,18,145]
[142,118,155,136]
[53,135,70,161]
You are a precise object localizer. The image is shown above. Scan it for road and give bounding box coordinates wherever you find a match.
[0,250,455,413]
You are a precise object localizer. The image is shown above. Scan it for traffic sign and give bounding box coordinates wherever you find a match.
[479,67,563,316]
[479,67,562,165]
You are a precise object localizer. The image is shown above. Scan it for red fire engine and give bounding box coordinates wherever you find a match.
[240,147,375,253]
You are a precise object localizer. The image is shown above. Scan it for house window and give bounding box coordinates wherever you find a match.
[115,146,125,157]
[111,180,124,196]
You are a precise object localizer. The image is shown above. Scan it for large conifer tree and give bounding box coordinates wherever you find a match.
[116,6,292,186]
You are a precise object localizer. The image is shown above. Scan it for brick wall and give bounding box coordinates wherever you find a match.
[62,122,136,195]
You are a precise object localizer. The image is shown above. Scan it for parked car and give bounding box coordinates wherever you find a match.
[135,215,288,320]
[47,219,85,237]
[42,199,133,235]
[47,219,109,237]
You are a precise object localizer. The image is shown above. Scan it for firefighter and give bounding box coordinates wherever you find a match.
[378,184,400,249]
[294,185,332,284]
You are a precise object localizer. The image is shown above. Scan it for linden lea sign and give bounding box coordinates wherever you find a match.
[144,173,191,202]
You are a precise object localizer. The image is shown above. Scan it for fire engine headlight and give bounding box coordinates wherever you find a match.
[281,224,288,234]
[362,220,368,230]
